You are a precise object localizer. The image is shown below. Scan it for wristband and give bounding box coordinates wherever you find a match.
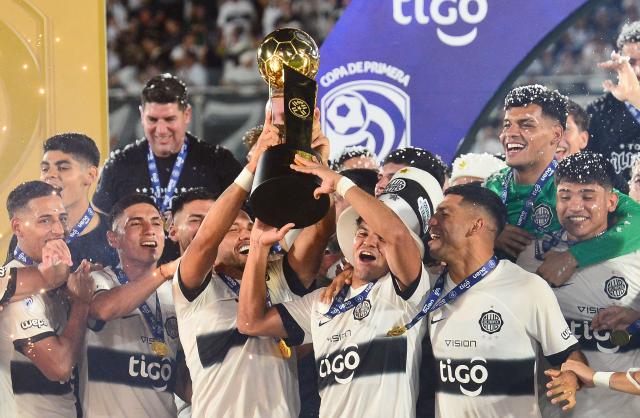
[593,371,614,388]
[627,368,640,391]
[234,167,254,193]
[336,177,356,197]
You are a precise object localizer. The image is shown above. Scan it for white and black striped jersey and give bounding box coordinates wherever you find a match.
[0,259,78,418]
[173,255,304,418]
[276,266,431,418]
[80,267,180,418]
[428,259,579,418]
[540,251,640,418]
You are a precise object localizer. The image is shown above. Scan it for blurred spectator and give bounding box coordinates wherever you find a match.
[107,0,349,88]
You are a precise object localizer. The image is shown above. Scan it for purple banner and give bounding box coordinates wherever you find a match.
[318,0,590,162]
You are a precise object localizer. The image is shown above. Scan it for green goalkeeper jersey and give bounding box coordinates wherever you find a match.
[485,167,640,267]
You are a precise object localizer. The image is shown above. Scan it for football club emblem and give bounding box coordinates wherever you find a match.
[532,203,553,229]
[604,276,628,300]
[479,310,503,334]
[165,316,179,339]
[353,300,371,320]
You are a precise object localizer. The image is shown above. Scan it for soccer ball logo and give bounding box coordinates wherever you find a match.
[321,80,411,161]
[326,93,368,136]
[257,28,319,89]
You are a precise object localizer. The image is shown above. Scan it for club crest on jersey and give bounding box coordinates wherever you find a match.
[604,276,628,300]
[165,316,179,339]
[479,310,503,334]
[353,300,371,321]
[531,203,553,229]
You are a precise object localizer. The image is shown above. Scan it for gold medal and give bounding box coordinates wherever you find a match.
[151,341,169,357]
[386,325,407,337]
[278,339,292,359]
[610,329,631,347]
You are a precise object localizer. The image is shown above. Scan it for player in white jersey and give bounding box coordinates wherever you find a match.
[81,194,188,418]
[426,183,585,418]
[173,114,335,418]
[237,161,444,418]
[0,181,94,418]
[536,151,640,418]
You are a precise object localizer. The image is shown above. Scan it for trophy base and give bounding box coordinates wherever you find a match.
[250,144,330,228]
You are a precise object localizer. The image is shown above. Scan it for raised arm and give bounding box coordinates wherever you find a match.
[290,155,421,288]
[23,261,94,382]
[237,219,292,338]
[3,239,72,303]
[180,114,280,290]
[90,260,175,322]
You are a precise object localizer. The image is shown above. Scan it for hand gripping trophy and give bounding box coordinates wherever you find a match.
[249,28,330,228]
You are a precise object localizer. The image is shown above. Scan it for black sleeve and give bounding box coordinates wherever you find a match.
[92,159,118,213]
[274,304,305,347]
[545,342,581,367]
[14,331,56,352]
[0,267,18,305]
[282,255,311,297]
[391,269,421,301]
[177,265,212,302]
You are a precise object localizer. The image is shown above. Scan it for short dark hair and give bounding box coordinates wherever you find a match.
[331,146,377,171]
[504,84,569,129]
[141,73,189,110]
[110,194,159,230]
[43,133,100,166]
[617,21,640,49]
[171,188,217,217]
[340,168,379,196]
[555,151,616,190]
[383,147,447,187]
[7,181,60,220]
[567,100,590,133]
[444,183,507,237]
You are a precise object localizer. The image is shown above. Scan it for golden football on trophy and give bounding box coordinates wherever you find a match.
[257,28,320,90]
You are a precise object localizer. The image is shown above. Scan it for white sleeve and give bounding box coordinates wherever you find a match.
[390,264,432,307]
[91,270,117,293]
[528,278,579,365]
[2,295,55,350]
[0,266,16,304]
[275,288,322,346]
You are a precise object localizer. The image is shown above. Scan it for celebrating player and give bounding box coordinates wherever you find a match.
[237,159,443,418]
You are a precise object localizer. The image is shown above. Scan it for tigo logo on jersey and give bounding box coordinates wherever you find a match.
[439,357,488,397]
[318,344,361,384]
[604,276,628,300]
[321,78,410,161]
[353,300,371,320]
[569,320,619,354]
[128,355,173,391]
[532,203,553,229]
[479,310,502,334]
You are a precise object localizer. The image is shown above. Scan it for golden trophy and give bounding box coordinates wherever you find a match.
[250,28,329,228]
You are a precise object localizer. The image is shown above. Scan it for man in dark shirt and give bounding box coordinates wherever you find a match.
[92,73,242,217]
[587,21,640,181]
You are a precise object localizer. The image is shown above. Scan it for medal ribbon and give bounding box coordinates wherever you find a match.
[625,102,640,125]
[401,256,499,332]
[114,267,165,342]
[66,205,95,243]
[323,280,377,320]
[501,159,558,228]
[13,247,34,266]
[147,138,189,213]
[624,319,640,338]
